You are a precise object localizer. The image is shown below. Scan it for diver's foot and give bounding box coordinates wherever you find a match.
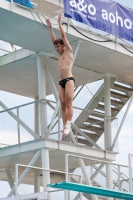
[62,121,71,140]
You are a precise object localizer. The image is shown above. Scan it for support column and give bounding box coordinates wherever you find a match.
[34,96,40,137]
[34,172,40,193]
[37,55,47,138]
[41,148,51,199]
[104,75,113,200]
[37,55,51,199]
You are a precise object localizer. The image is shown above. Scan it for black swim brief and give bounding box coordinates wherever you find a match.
[59,77,75,89]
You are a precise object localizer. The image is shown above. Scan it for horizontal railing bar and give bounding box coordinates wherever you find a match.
[0,99,56,114]
[68,154,128,168]
[0,99,118,120]
[17,164,81,177]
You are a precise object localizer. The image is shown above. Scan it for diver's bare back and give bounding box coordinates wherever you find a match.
[58,49,73,80]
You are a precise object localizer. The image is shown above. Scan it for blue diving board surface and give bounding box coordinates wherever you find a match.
[47,182,133,199]
[7,0,34,8]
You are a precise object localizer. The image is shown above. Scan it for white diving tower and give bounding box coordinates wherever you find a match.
[0,0,133,199]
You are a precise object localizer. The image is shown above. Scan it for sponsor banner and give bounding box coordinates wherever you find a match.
[64,0,133,42]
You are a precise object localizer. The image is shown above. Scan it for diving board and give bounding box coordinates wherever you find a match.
[48,182,133,199]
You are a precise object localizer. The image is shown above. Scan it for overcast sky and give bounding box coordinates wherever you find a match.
[117,0,133,8]
[0,0,133,198]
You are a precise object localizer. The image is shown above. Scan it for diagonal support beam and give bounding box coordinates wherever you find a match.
[71,123,102,149]
[111,93,133,151]
[91,163,105,182]
[48,101,60,133]
[74,193,80,200]
[43,57,59,102]
[75,77,116,127]
[75,84,104,127]
[5,169,15,193]
[72,41,81,65]
[8,150,41,197]
[78,159,97,200]
[47,101,55,110]
[73,85,84,100]
[0,101,39,139]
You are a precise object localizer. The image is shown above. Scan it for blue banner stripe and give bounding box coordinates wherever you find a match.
[64,0,133,43]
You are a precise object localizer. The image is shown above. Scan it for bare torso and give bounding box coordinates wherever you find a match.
[58,49,73,80]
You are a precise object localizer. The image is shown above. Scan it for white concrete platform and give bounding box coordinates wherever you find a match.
[0,138,116,167]
[0,138,116,183]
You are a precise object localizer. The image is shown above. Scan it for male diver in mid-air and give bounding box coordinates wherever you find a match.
[46,15,75,139]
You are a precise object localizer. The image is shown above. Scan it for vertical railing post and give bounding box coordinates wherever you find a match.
[128,154,132,192]
[104,75,113,200]
[118,165,121,190]
[68,173,70,200]
[65,154,69,182]
[15,164,18,200]
[34,97,40,137]
[80,175,82,200]
[17,108,20,144]
[58,105,61,141]
[65,154,69,200]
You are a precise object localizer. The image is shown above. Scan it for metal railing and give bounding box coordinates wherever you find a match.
[15,164,82,200]
[65,154,131,199]
[128,153,133,193]
[12,154,132,200]
[0,98,118,151]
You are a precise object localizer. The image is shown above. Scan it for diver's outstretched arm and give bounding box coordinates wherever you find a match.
[46,18,56,43]
[58,15,73,52]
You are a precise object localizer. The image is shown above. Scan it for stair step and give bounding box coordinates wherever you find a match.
[112,83,133,93]
[90,111,105,119]
[101,98,124,107]
[81,124,104,133]
[86,117,104,126]
[116,80,133,88]
[111,91,129,99]
[77,138,94,146]
[75,131,101,139]
[96,104,119,113]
